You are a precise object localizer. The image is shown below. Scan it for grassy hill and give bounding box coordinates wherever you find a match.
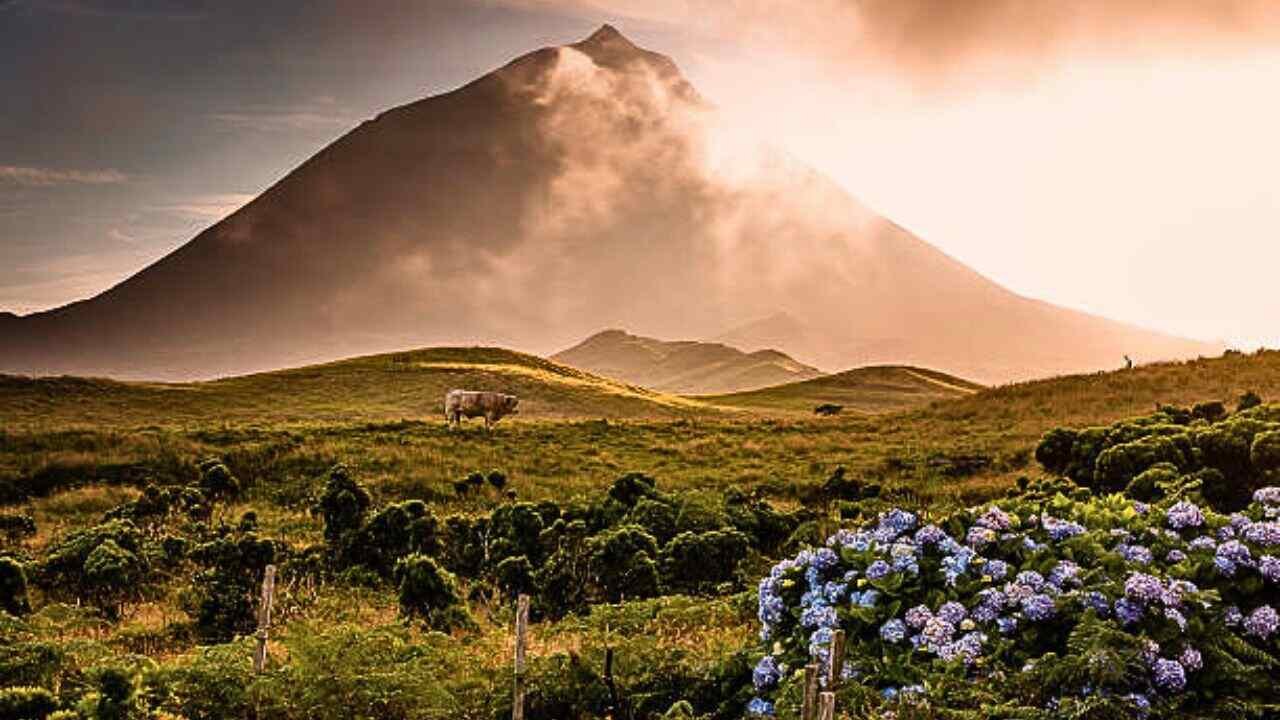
[706,364,983,414]
[551,329,824,394]
[0,346,711,429]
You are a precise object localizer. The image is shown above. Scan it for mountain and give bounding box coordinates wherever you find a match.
[707,365,983,415]
[551,329,824,394]
[0,25,1220,383]
[0,346,710,428]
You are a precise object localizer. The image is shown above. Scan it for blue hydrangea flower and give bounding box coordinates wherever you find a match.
[823,581,848,603]
[1224,605,1243,626]
[753,656,781,691]
[880,618,907,643]
[1085,591,1111,617]
[1021,593,1056,621]
[1166,501,1205,529]
[1118,543,1153,565]
[1153,658,1186,692]
[1115,598,1145,625]
[811,548,839,572]
[866,560,892,580]
[986,559,1010,580]
[937,601,967,625]
[1164,607,1187,631]
[1166,549,1187,563]
[996,616,1018,635]
[1015,570,1046,591]
[922,616,956,649]
[1042,514,1085,541]
[1048,560,1081,588]
[1188,536,1217,552]
[851,589,880,608]
[800,603,838,629]
[1215,540,1252,576]
[746,697,775,716]
[914,524,947,546]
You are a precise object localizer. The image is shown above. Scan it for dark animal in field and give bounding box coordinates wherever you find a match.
[445,390,519,429]
[814,403,844,416]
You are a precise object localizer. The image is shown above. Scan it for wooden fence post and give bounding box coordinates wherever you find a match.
[826,629,845,689]
[512,594,530,720]
[801,662,820,720]
[253,564,276,674]
[818,691,835,720]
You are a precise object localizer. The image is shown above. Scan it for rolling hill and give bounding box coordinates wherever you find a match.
[0,347,711,429]
[707,365,983,414]
[551,329,824,394]
[0,25,1218,384]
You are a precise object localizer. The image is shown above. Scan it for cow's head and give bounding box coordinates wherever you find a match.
[505,395,520,414]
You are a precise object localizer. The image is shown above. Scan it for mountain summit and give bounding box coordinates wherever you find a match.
[0,26,1218,382]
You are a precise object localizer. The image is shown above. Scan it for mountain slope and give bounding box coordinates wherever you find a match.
[551,329,824,394]
[707,365,983,414]
[0,25,1219,383]
[0,347,710,428]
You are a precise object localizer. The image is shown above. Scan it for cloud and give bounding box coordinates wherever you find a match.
[155,193,254,220]
[511,0,1280,84]
[0,165,129,187]
[207,99,359,134]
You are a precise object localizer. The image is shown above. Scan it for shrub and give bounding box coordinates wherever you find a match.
[82,539,144,619]
[0,686,57,720]
[1253,430,1280,481]
[1192,401,1228,423]
[586,525,661,603]
[37,520,147,616]
[626,497,678,545]
[186,530,276,642]
[0,556,31,617]
[197,459,240,504]
[1239,391,1264,413]
[607,472,660,508]
[0,513,36,545]
[313,465,371,547]
[659,529,749,595]
[487,470,508,491]
[488,502,547,566]
[393,553,473,632]
[341,500,440,577]
[84,667,136,720]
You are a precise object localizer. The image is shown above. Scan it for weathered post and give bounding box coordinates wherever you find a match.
[801,662,820,720]
[818,691,835,720]
[253,564,276,674]
[512,594,530,720]
[826,629,845,689]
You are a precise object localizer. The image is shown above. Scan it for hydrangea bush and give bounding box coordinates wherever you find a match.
[750,478,1280,717]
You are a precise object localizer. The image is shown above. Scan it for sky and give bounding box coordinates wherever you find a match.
[2,0,1278,348]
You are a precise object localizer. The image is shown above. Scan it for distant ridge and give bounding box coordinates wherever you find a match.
[552,329,824,394]
[708,365,983,414]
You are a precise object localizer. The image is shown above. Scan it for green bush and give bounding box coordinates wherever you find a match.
[1252,430,1280,480]
[393,553,473,632]
[342,500,440,577]
[0,556,31,616]
[626,497,678,545]
[313,465,371,547]
[659,529,749,595]
[197,459,240,504]
[186,530,276,643]
[0,685,57,720]
[82,539,144,619]
[586,525,661,603]
[0,513,37,544]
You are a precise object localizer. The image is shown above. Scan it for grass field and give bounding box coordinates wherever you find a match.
[4,347,1278,719]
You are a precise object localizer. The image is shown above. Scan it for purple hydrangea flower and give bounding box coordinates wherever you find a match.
[1166,549,1187,563]
[986,559,1010,580]
[866,560,892,580]
[1166,501,1205,529]
[977,506,1013,530]
[905,605,932,629]
[1224,605,1244,626]
[1261,555,1280,583]
[1085,591,1111,617]
[1153,658,1186,692]
[1164,607,1187,631]
[1015,570,1046,591]
[1118,544,1153,565]
[1179,646,1202,672]
[922,616,956,649]
[1244,522,1280,547]
[1125,572,1165,604]
[1254,487,1280,506]
[1244,605,1279,640]
[966,526,997,548]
